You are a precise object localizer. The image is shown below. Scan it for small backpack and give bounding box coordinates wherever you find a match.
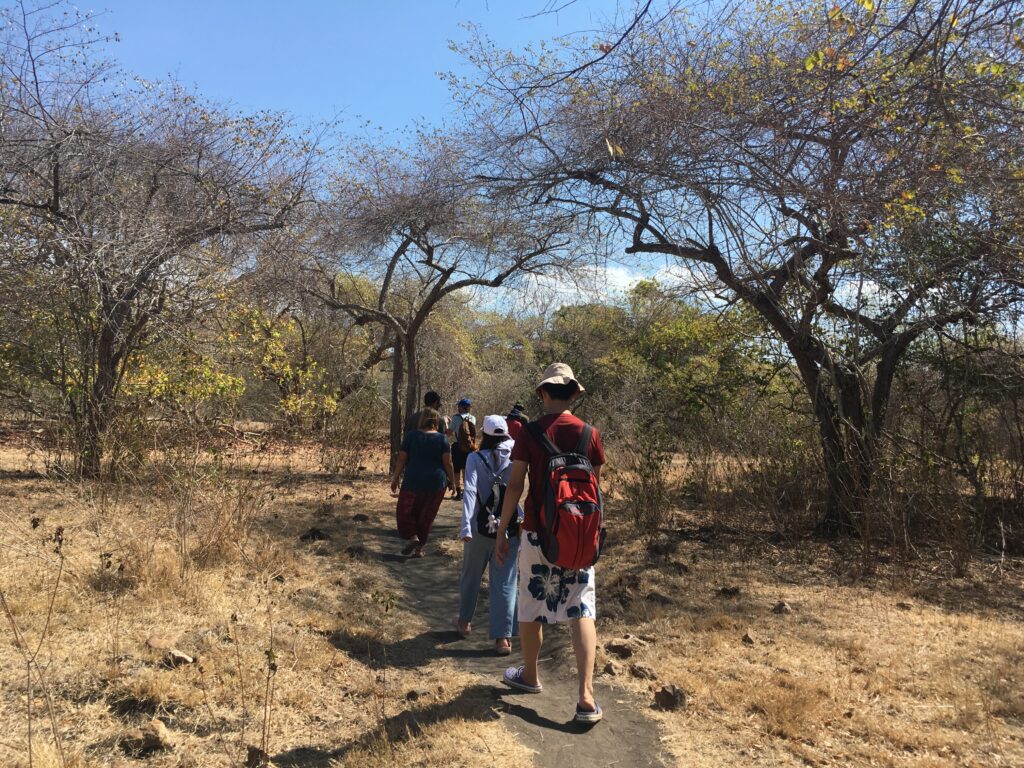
[475,450,520,538]
[457,419,477,452]
[526,422,605,569]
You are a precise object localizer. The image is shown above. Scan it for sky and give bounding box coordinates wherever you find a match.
[90,0,627,132]
[87,0,657,303]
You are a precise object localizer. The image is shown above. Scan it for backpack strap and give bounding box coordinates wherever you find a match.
[526,421,561,456]
[575,424,594,456]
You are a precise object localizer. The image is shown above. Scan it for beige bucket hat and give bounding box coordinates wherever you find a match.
[536,362,586,393]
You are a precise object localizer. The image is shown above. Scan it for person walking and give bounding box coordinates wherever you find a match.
[455,415,522,655]
[495,363,606,724]
[390,408,455,558]
[505,401,529,439]
[405,391,448,436]
[447,398,477,500]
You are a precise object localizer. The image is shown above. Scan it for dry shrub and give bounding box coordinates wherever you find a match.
[750,674,833,741]
[109,667,201,717]
[318,386,381,477]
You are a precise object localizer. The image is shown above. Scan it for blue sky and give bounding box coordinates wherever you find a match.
[92,0,626,132]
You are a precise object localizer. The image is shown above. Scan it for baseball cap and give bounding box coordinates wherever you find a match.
[458,397,472,407]
[482,415,509,437]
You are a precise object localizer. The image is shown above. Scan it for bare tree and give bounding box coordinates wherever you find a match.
[0,2,318,476]
[463,0,1024,534]
[293,133,576,463]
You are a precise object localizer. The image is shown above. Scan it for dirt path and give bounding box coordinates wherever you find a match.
[357,498,670,768]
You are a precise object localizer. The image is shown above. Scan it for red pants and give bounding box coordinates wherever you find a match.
[395,489,446,545]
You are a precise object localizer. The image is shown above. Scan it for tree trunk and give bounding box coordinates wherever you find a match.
[79,325,122,479]
[389,338,405,472]
[403,333,419,436]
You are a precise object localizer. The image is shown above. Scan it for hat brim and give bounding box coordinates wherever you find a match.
[536,376,585,393]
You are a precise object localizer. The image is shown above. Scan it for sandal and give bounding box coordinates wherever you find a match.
[414,548,425,558]
[453,617,471,638]
[573,702,603,724]
[502,666,542,694]
[495,639,512,656]
[401,538,420,556]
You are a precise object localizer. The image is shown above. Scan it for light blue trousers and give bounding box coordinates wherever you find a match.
[458,533,520,640]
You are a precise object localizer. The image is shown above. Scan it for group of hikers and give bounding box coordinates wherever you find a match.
[388,363,607,725]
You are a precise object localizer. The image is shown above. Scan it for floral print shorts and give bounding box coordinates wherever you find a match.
[517,532,596,624]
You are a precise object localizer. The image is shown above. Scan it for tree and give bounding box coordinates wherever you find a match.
[0,2,318,476]
[295,133,576,463]
[464,0,1024,534]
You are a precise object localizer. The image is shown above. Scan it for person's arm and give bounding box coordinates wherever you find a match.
[460,453,481,540]
[442,451,456,492]
[495,460,528,565]
[390,451,409,493]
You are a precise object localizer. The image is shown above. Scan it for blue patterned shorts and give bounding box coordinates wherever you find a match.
[517,532,596,624]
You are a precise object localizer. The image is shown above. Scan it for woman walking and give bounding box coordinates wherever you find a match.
[455,415,522,654]
[390,408,455,558]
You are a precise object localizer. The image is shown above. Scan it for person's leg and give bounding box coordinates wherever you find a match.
[395,490,418,543]
[519,621,543,687]
[457,536,490,630]
[569,618,597,711]
[416,489,446,547]
[488,535,519,641]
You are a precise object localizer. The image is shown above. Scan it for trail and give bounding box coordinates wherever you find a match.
[360,498,670,768]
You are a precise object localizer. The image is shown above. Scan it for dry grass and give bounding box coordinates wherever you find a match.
[597,498,1024,767]
[2,440,1023,767]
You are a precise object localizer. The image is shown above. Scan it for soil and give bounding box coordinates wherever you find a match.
[363,494,670,768]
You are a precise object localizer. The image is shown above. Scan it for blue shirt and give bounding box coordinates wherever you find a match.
[399,430,451,492]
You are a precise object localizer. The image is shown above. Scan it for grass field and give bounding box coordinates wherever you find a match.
[0,439,1021,767]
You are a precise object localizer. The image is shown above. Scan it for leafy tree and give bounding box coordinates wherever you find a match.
[464,0,1024,534]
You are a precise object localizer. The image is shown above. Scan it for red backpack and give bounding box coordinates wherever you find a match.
[526,422,606,569]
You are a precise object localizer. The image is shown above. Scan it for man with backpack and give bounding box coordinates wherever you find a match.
[447,398,477,500]
[495,363,606,724]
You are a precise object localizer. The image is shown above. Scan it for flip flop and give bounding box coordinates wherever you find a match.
[574,702,603,724]
[502,666,542,694]
[453,617,471,638]
[495,639,512,656]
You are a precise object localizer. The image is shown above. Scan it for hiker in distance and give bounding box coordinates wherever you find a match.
[447,397,477,500]
[455,414,522,655]
[495,363,607,724]
[405,390,448,436]
[390,408,456,558]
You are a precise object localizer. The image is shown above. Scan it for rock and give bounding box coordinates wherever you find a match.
[351,513,369,522]
[272,574,286,584]
[603,661,620,676]
[245,745,272,767]
[120,718,176,755]
[654,684,687,711]
[605,639,637,659]
[343,493,354,501]
[162,649,195,668]
[718,585,741,598]
[896,601,914,611]
[299,527,331,542]
[629,663,658,681]
[405,688,431,702]
[742,628,756,645]
[145,633,177,651]
[357,465,368,471]
[772,601,793,615]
